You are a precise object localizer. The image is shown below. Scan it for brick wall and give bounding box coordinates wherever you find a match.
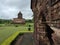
[31,0,60,45]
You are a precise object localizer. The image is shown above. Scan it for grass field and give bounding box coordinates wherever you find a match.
[0,23,34,45]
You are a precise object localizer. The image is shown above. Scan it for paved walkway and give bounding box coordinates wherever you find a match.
[20,33,34,45]
[10,33,33,45]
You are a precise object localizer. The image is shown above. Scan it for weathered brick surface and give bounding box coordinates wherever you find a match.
[31,0,60,45]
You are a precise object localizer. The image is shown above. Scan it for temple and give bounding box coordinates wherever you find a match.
[31,0,60,45]
[12,12,25,24]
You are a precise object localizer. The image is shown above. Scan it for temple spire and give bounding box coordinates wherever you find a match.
[18,12,22,19]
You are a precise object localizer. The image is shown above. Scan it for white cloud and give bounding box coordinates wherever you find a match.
[0,0,33,19]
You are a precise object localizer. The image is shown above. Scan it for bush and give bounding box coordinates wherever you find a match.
[15,25,19,27]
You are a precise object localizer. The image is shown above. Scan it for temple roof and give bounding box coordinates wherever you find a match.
[18,12,22,15]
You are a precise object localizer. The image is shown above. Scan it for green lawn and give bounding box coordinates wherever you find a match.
[0,23,34,45]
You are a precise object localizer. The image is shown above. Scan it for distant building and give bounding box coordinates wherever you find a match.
[12,12,25,24]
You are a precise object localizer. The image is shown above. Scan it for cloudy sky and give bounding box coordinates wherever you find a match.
[0,0,33,19]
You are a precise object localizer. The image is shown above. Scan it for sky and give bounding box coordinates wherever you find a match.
[0,0,33,20]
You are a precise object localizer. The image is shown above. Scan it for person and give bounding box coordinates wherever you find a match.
[45,24,54,45]
[28,25,31,31]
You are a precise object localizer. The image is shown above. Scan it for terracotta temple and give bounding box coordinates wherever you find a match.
[12,12,25,24]
[31,0,60,45]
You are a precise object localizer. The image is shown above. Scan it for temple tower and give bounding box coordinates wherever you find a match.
[18,12,22,19]
[12,11,25,24]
